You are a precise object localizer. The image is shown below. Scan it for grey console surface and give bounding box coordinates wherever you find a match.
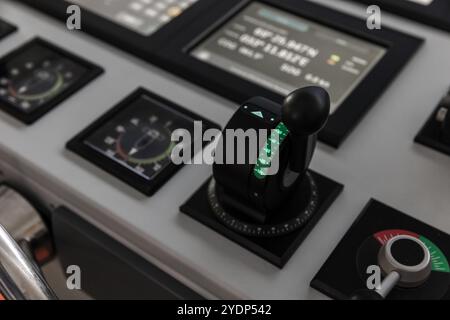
[0,0,449,299]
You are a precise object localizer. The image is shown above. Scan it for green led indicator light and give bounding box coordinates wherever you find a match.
[254,122,289,180]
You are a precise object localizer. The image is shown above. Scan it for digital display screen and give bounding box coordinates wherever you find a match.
[191,2,387,114]
[70,0,198,36]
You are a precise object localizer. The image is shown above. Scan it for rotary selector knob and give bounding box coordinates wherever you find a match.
[378,235,432,288]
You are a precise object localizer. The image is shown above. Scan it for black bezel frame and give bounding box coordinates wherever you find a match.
[161,0,424,147]
[17,0,218,64]
[66,87,221,197]
[348,0,450,33]
[311,199,450,300]
[0,37,103,124]
[0,18,17,41]
[415,105,450,157]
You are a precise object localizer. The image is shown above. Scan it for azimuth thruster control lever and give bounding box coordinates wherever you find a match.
[213,87,330,224]
[436,90,450,144]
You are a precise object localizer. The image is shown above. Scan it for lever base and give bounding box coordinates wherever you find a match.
[181,170,343,268]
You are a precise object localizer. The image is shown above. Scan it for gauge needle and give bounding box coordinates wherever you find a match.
[128,129,158,156]
[18,85,28,94]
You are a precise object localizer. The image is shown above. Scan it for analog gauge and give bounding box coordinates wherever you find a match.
[85,106,179,181]
[0,38,103,124]
[0,19,16,41]
[67,88,219,196]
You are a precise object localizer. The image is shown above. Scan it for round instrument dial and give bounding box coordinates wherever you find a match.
[357,229,450,299]
[83,92,198,183]
[0,39,101,124]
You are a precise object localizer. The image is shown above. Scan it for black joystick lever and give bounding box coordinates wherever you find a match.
[351,235,432,300]
[436,92,450,144]
[213,87,330,224]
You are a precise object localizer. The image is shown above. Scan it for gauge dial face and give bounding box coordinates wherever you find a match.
[311,201,450,300]
[0,38,102,124]
[84,93,195,181]
[68,88,219,196]
[0,43,87,113]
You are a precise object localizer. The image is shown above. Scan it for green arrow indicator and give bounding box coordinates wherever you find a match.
[252,111,264,119]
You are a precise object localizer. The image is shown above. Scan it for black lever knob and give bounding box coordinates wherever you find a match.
[282,87,330,174]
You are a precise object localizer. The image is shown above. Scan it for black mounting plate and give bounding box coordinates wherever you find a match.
[348,0,450,33]
[181,170,343,268]
[0,18,16,41]
[17,0,423,148]
[311,200,450,300]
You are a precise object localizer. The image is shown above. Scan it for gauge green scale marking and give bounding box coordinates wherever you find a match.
[254,122,289,179]
[15,72,64,101]
[127,141,176,165]
[420,236,450,273]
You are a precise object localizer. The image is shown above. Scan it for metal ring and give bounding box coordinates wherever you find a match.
[208,172,318,238]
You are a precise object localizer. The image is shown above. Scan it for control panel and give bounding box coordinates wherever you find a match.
[0,0,449,300]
